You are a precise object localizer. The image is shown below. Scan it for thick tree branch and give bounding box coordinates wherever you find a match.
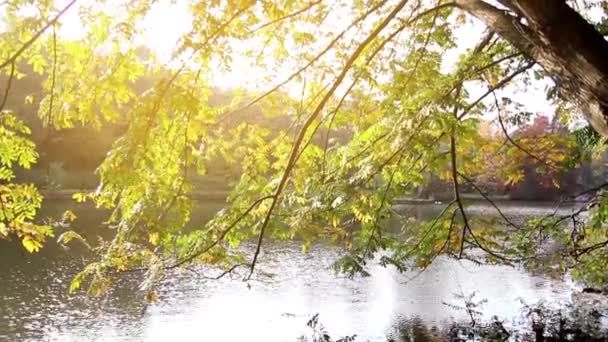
[454,0,539,56]
[456,0,608,137]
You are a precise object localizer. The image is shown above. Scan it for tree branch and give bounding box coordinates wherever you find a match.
[449,86,472,259]
[46,24,57,130]
[168,195,274,269]
[457,171,519,229]
[218,0,390,124]
[316,14,415,179]
[458,61,534,120]
[492,90,560,172]
[0,62,15,113]
[405,2,456,25]
[0,0,78,70]
[250,1,323,33]
[403,200,456,259]
[574,239,608,258]
[246,0,410,280]
[454,0,539,57]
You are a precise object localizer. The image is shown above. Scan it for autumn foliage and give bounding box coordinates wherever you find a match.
[474,115,578,199]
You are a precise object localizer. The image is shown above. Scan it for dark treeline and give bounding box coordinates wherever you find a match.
[2,58,330,192]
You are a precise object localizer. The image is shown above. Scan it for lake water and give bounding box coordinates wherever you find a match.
[0,200,584,341]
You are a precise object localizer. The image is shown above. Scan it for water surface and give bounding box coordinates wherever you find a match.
[0,201,580,341]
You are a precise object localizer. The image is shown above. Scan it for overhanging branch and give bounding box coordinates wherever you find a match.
[0,0,78,70]
[246,0,411,280]
[454,0,539,58]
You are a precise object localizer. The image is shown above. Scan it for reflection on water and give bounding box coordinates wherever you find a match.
[0,201,586,341]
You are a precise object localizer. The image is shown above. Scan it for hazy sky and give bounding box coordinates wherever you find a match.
[125,0,557,119]
[9,0,575,124]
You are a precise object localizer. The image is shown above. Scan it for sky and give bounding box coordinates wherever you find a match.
[8,0,598,125]
[121,0,558,119]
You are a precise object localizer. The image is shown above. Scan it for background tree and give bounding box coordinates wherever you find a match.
[473,114,581,200]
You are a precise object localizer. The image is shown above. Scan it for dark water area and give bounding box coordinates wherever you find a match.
[0,200,605,341]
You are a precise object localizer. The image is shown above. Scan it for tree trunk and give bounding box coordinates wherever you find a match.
[455,0,608,137]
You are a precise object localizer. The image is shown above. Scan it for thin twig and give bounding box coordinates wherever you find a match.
[47,24,57,129]
[362,153,404,258]
[492,90,558,171]
[457,61,535,120]
[203,263,247,280]
[218,0,390,125]
[313,14,414,176]
[0,62,15,113]
[250,1,323,33]
[457,171,519,229]
[168,195,274,269]
[403,200,456,259]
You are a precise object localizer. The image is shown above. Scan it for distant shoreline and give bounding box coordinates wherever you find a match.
[41,189,585,204]
[41,189,230,201]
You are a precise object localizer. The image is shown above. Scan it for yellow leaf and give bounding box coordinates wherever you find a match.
[440,169,452,181]
[0,223,9,237]
[22,236,42,253]
[301,243,310,254]
[146,291,159,303]
[552,178,561,189]
[62,210,77,222]
[70,278,81,293]
[149,232,159,246]
[72,193,87,203]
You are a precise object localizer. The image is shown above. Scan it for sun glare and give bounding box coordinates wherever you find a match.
[136,1,192,60]
[56,0,260,89]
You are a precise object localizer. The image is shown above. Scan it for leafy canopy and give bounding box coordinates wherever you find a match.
[1,0,608,295]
